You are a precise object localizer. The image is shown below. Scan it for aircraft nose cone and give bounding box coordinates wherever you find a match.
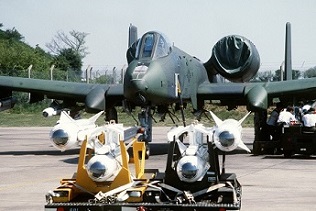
[126,79,149,104]
[218,131,235,147]
[133,79,148,92]
[51,129,69,147]
[42,111,49,117]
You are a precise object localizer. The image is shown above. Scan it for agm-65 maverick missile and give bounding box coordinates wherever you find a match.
[165,111,250,186]
[46,122,146,204]
[85,122,139,182]
[161,115,249,207]
[209,111,251,153]
[49,111,104,151]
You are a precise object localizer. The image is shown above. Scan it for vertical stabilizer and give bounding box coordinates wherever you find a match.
[284,22,292,81]
[126,24,138,64]
[128,24,138,48]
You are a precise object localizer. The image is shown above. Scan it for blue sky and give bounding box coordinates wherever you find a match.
[1,0,316,72]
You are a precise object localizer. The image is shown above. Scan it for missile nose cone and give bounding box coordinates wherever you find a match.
[51,129,69,147]
[42,112,48,117]
[88,161,106,179]
[181,162,198,179]
[218,131,235,147]
[86,155,118,182]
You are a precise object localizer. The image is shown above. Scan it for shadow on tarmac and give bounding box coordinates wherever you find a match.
[0,149,80,156]
[0,142,251,157]
[262,154,316,160]
[61,143,171,164]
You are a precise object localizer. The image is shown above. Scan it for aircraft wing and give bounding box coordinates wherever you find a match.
[0,76,124,112]
[197,78,316,110]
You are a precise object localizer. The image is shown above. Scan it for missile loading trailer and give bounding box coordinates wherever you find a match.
[45,123,242,211]
[253,123,316,157]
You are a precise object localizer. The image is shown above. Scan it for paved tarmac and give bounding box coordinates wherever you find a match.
[0,127,315,210]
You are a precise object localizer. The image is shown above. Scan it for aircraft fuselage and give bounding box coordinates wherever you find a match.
[124,31,208,108]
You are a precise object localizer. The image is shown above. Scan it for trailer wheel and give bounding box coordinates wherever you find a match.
[252,141,261,155]
[284,150,293,158]
[145,142,150,159]
[137,135,150,159]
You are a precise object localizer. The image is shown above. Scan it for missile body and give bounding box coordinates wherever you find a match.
[49,111,104,151]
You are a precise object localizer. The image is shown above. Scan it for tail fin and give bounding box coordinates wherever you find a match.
[128,24,138,48]
[88,111,104,124]
[126,24,138,64]
[59,111,75,123]
[284,22,292,81]
[209,110,251,153]
[237,139,251,153]
[209,111,223,126]
[238,111,252,126]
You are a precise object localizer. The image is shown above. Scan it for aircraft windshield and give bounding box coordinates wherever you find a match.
[136,32,172,60]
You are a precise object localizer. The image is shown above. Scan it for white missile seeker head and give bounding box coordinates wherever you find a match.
[209,111,251,153]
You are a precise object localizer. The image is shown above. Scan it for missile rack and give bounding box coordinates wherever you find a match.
[45,123,242,211]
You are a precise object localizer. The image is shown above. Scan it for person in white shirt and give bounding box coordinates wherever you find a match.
[277,106,297,125]
[302,108,316,130]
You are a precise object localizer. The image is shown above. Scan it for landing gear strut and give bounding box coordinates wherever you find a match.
[105,107,118,123]
[138,107,152,159]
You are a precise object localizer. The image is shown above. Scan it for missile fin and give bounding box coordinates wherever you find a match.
[176,140,187,155]
[209,111,223,126]
[238,141,251,153]
[238,111,251,152]
[167,126,185,142]
[88,111,104,124]
[59,111,75,123]
[238,111,252,126]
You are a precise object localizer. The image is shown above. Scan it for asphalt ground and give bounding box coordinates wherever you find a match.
[0,127,315,210]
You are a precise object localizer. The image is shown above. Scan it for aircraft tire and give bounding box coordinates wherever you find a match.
[145,142,150,159]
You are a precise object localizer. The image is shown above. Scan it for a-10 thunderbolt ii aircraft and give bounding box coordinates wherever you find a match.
[1,22,316,154]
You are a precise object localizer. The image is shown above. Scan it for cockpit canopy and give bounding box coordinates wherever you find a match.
[135,31,172,60]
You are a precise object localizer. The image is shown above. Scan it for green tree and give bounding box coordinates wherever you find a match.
[46,30,89,59]
[254,70,274,82]
[92,74,112,84]
[54,48,82,71]
[304,66,316,78]
[273,69,301,81]
[0,26,24,42]
[0,27,52,76]
[46,30,89,74]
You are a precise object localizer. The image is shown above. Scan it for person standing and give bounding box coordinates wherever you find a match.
[302,108,316,131]
[277,106,297,125]
[266,102,283,141]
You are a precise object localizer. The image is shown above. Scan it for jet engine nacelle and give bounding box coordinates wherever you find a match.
[49,111,104,151]
[204,35,260,83]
